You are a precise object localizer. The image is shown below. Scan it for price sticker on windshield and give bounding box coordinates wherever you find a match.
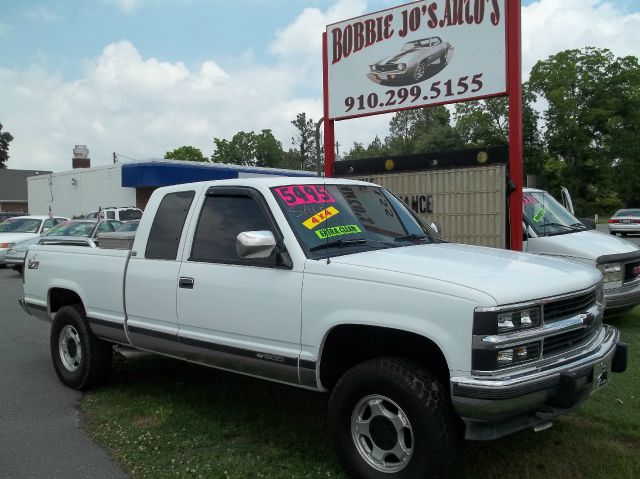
[274,185,335,207]
[303,206,340,229]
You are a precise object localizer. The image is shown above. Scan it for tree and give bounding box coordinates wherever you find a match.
[0,123,14,169]
[164,146,208,162]
[211,129,291,168]
[385,106,461,154]
[529,47,639,213]
[291,113,317,170]
[453,86,544,176]
[212,131,258,166]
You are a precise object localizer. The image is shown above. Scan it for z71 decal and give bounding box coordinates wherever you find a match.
[303,206,340,229]
[274,185,335,207]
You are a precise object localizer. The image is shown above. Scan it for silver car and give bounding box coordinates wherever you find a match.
[368,36,451,85]
[4,236,98,274]
[608,209,640,236]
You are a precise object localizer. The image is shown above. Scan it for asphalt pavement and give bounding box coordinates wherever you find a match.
[0,267,128,479]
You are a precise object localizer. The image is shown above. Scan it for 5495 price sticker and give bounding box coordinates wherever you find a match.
[274,185,335,207]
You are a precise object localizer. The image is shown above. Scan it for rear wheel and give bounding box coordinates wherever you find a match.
[50,305,112,390]
[328,357,458,479]
[412,62,427,82]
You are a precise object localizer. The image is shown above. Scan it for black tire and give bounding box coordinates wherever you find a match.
[328,357,458,479]
[412,61,427,82]
[50,305,112,390]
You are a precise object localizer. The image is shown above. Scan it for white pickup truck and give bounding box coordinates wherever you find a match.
[20,177,627,478]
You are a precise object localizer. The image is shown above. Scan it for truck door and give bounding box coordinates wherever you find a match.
[124,190,196,354]
[560,187,575,215]
[176,186,303,385]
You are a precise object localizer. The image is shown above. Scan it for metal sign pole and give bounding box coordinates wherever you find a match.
[322,32,336,177]
[507,0,523,251]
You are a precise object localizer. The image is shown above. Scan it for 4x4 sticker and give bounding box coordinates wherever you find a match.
[303,206,340,229]
[315,224,362,239]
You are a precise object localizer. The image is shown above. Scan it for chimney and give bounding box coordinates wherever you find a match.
[72,145,91,169]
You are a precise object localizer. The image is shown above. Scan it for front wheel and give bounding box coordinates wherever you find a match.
[50,305,112,390]
[328,357,458,479]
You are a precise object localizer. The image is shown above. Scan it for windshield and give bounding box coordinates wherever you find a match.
[272,184,439,258]
[45,221,96,238]
[614,209,640,217]
[523,191,585,237]
[0,218,42,233]
[117,221,139,232]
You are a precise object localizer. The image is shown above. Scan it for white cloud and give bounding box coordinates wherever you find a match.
[522,0,640,77]
[105,0,144,14]
[2,0,640,174]
[0,40,305,171]
[270,0,367,58]
[23,6,61,24]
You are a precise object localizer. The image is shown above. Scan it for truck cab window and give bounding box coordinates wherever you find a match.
[190,195,273,266]
[145,191,195,260]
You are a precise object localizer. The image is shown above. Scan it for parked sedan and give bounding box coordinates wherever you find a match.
[368,36,451,85]
[5,236,98,274]
[608,209,640,236]
[0,215,68,266]
[44,219,123,240]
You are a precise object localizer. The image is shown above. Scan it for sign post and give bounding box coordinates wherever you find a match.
[322,0,523,250]
[507,0,523,251]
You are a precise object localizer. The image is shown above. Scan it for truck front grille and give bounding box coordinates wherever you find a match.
[542,321,599,357]
[544,291,597,323]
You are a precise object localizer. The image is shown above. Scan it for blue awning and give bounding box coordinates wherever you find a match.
[121,160,314,188]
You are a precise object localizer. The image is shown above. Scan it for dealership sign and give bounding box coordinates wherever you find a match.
[325,0,507,120]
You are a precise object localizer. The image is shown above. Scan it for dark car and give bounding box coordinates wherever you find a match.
[0,212,27,223]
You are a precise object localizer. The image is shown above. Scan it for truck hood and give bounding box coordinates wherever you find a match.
[526,230,640,262]
[329,243,600,305]
[0,232,38,246]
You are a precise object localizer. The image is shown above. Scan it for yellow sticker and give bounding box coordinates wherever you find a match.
[303,206,340,229]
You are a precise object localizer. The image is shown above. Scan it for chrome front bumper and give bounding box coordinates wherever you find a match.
[604,281,640,314]
[451,324,627,440]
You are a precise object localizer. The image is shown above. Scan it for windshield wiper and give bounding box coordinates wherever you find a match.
[393,233,429,243]
[309,239,369,252]
[570,222,589,230]
[540,222,575,231]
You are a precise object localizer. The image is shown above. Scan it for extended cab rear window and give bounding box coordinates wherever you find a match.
[145,191,195,260]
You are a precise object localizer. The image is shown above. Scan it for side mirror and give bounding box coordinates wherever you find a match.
[430,222,440,235]
[237,231,277,259]
[41,228,50,234]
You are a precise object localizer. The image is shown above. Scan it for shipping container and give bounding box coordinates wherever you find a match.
[335,146,509,248]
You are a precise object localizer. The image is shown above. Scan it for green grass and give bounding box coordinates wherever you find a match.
[82,312,640,479]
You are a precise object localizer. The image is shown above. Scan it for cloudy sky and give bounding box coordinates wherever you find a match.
[1,0,639,172]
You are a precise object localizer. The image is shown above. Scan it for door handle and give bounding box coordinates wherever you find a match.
[179,277,194,289]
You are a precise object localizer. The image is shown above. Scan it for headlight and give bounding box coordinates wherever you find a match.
[0,242,14,249]
[7,248,16,254]
[597,263,623,290]
[398,63,406,70]
[370,65,376,72]
[474,306,542,335]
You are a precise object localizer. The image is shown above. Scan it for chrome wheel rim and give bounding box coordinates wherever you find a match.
[59,325,82,372]
[350,394,414,473]
[414,64,425,80]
